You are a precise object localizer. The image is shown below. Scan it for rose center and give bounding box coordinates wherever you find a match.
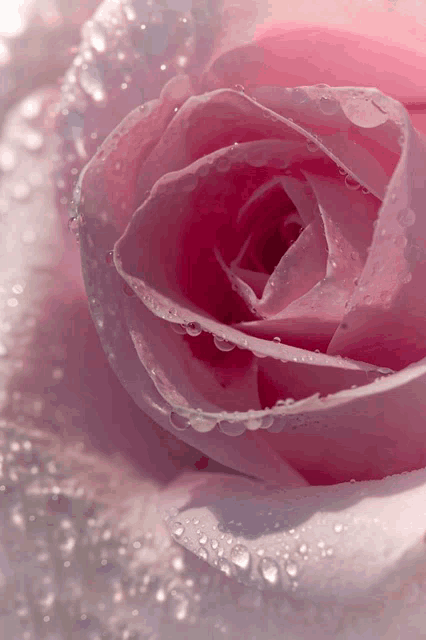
[260,211,303,273]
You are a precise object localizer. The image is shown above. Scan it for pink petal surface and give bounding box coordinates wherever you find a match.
[159,468,426,603]
[96,82,426,484]
[5,0,426,638]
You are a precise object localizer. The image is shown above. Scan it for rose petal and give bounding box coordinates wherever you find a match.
[159,467,426,604]
[327,109,426,369]
[56,0,217,220]
[204,22,426,107]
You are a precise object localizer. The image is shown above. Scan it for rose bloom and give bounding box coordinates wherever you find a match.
[3,0,426,638]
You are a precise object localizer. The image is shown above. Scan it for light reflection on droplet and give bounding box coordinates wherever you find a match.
[213,336,235,352]
[0,145,16,171]
[218,420,245,437]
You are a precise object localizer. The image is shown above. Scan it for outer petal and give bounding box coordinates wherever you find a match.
[159,466,426,610]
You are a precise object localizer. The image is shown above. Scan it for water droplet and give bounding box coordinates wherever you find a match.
[344,175,360,191]
[23,130,44,151]
[0,145,16,171]
[171,522,185,538]
[306,140,318,153]
[259,557,279,586]
[291,88,308,104]
[234,84,245,92]
[89,23,107,53]
[105,250,114,265]
[397,208,416,228]
[122,282,135,297]
[171,323,187,335]
[169,411,190,431]
[20,96,42,120]
[213,336,236,352]
[156,587,166,602]
[218,420,245,437]
[211,539,219,550]
[12,181,30,200]
[298,544,308,554]
[218,558,232,577]
[199,534,208,545]
[230,544,250,570]
[361,187,370,195]
[272,336,281,343]
[79,66,106,102]
[197,547,208,561]
[188,414,217,433]
[319,95,339,115]
[185,322,202,337]
[333,523,343,533]
[285,562,298,578]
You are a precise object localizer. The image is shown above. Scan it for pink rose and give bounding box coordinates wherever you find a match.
[3,0,426,637]
[77,5,426,487]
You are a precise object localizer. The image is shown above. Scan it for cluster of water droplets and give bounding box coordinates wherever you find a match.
[166,506,353,597]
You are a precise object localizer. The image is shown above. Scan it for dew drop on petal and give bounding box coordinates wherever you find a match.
[89,23,107,53]
[12,181,30,200]
[0,145,16,171]
[171,522,185,538]
[171,323,187,335]
[306,140,318,153]
[344,175,360,191]
[121,282,135,297]
[397,208,416,228]
[20,96,42,120]
[218,558,232,577]
[285,562,298,578]
[185,322,202,337]
[169,411,190,431]
[230,544,250,570]
[105,250,114,265]
[188,415,217,433]
[259,557,279,586]
[319,95,339,115]
[213,336,236,352]
[218,420,245,437]
[197,547,208,561]
[23,130,44,152]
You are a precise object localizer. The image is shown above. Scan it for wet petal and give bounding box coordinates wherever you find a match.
[159,466,426,605]
[327,110,426,370]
